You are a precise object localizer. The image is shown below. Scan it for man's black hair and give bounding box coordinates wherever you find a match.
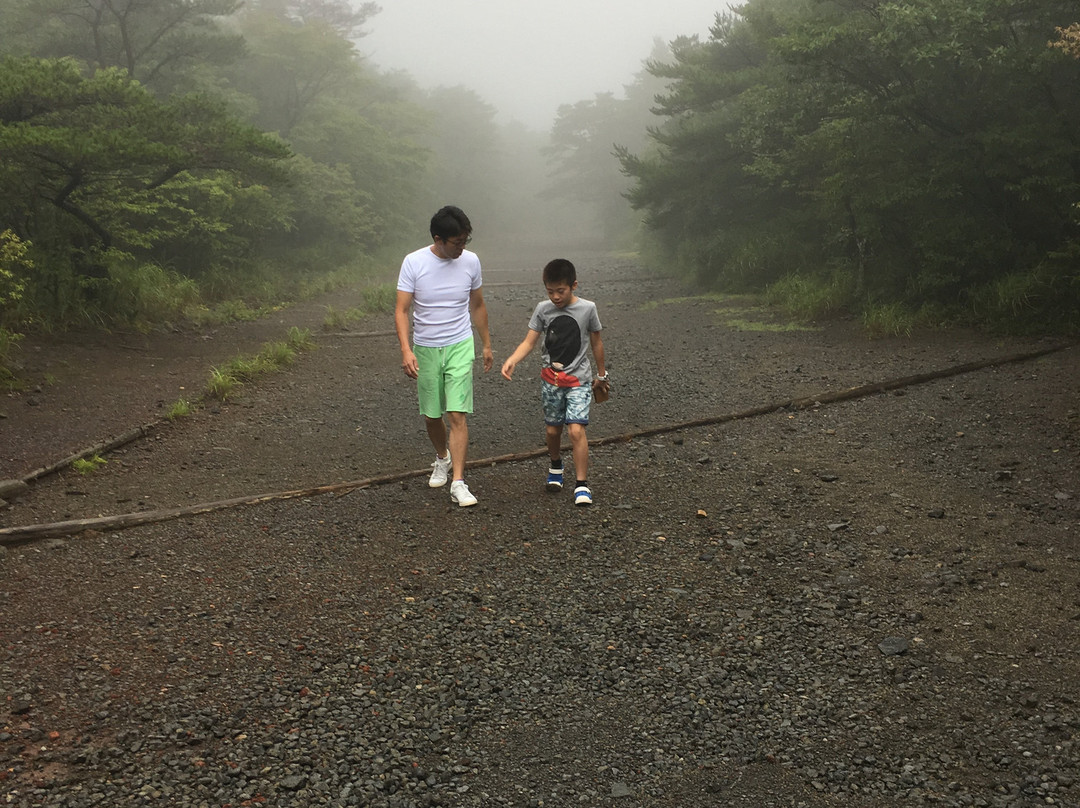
[542,258,576,286]
[430,206,472,240]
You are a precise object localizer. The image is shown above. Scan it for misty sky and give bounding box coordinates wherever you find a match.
[360,0,724,130]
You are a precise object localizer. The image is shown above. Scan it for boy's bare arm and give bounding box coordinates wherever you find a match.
[590,331,606,377]
[501,329,542,380]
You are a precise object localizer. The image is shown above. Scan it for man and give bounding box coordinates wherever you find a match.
[395,206,493,507]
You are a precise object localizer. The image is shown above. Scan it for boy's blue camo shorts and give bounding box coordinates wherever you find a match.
[541,379,591,426]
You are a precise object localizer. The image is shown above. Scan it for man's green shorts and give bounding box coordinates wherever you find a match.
[415,337,475,418]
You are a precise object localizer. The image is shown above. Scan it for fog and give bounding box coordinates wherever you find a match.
[361,0,723,131]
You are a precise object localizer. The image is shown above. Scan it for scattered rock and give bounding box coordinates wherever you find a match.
[878,637,910,656]
[0,479,29,501]
[612,782,633,798]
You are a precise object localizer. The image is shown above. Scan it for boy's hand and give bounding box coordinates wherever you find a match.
[500,359,516,380]
[592,376,610,403]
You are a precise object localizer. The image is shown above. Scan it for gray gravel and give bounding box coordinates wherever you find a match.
[1,255,1078,807]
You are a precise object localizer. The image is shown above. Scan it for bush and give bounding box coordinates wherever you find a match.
[969,257,1080,335]
[764,269,856,321]
[105,254,202,329]
[861,302,916,339]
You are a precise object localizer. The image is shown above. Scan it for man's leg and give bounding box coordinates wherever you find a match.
[446,411,468,481]
[425,416,448,458]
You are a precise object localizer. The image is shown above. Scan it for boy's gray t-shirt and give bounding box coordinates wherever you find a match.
[528,298,602,386]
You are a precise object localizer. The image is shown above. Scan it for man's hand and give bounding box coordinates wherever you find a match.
[401,349,419,379]
[482,346,494,373]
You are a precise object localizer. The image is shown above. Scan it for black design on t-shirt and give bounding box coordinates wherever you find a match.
[545,314,580,370]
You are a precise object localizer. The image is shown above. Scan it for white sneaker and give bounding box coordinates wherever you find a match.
[429,453,451,488]
[450,480,478,507]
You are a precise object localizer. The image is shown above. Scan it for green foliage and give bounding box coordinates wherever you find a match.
[862,303,916,339]
[0,0,439,336]
[0,230,28,317]
[71,454,107,474]
[206,366,239,400]
[7,0,244,94]
[205,327,314,400]
[0,326,21,390]
[322,284,397,330]
[721,317,818,333]
[0,230,31,385]
[286,327,314,352]
[165,398,194,421]
[186,299,272,327]
[764,270,857,321]
[102,254,203,329]
[968,257,1080,335]
[0,56,293,328]
[255,341,296,370]
[323,305,364,330]
[360,284,397,315]
[621,0,1080,332]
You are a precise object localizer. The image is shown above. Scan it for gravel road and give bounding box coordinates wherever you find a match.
[1,251,1078,807]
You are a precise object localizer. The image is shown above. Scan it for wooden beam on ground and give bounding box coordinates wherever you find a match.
[1,343,1072,545]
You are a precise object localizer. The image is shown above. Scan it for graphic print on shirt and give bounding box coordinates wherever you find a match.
[545,314,581,372]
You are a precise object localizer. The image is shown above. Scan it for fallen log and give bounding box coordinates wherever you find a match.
[1,342,1072,544]
[0,469,427,544]
[20,423,158,484]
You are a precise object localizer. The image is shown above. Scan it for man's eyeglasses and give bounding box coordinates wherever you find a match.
[442,235,472,248]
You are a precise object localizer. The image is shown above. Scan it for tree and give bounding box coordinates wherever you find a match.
[0,57,291,311]
[411,85,501,231]
[621,0,1080,324]
[546,39,680,246]
[2,0,245,95]
[230,0,379,137]
[1051,23,1080,58]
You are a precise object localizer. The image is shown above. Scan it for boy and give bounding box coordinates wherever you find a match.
[395,205,493,508]
[501,258,608,506]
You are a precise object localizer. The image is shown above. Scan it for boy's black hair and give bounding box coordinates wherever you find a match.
[542,258,576,286]
[430,205,472,240]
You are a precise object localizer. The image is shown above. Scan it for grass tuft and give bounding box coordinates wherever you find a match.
[72,454,107,474]
[862,303,916,339]
[206,366,239,400]
[764,271,855,320]
[204,327,315,401]
[165,398,194,420]
[360,284,397,314]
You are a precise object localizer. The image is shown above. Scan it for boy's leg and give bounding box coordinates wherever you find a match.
[542,381,567,490]
[564,386,592,505]
[545,423,564,459]
[564,386,592,482]
[567,422,588,483]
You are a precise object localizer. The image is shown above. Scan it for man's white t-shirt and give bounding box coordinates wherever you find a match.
[397,246,482,347]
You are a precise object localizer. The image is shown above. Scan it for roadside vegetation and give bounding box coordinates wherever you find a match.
[204,327,315,402]
[619,2,1080,336]
[71,454,107,475]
